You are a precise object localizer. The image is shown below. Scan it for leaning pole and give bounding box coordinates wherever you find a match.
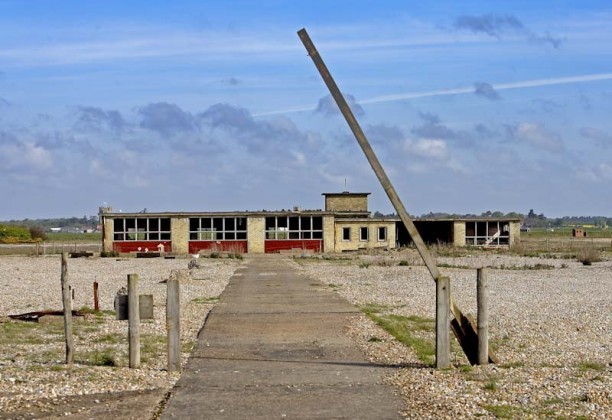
[297,28,497,365]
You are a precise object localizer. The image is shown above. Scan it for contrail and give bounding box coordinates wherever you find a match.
[253,72,612,117]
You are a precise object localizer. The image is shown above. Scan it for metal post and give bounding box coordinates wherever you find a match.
[436,277,450,368]
[61,253,74,364]
[128,274,140,369]
[167,278,181,372]
[477,268,489,365]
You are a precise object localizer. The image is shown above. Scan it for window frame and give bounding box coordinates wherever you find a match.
[359,227,369,241]
[265,216,323,240]
[113,217,171,241]
[342,227,351,241]
[377,226,387,241]
[189,217,248,241]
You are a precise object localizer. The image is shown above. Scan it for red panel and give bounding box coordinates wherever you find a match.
[113,241,172,253]
[189,241,248,254]
[264,240,322,253]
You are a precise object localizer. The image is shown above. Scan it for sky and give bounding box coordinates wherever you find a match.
[1,0,611,219]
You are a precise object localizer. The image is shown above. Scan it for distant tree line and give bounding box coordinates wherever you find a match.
[0,215,99,231]
[372,210,611,228]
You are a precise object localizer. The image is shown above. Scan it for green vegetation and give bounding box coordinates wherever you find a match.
[361,303,436,365]
[0,224,34,243]
[47,232,102,242]
[482,404,524,418]
[576,247,602,265]
[192,297,220,304]
[577,361,605,371]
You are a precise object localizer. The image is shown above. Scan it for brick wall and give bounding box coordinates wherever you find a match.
[325,195,368,212]
[247,216,265,253]
[453,221,466,247]
[171,217,189,254]
[333,220,396,252]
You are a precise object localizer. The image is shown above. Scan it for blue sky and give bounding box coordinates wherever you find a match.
[1,0,611,219]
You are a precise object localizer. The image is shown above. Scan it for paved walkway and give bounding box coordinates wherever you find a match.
[161,256,404,419]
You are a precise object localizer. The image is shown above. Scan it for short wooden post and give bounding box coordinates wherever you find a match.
[128,274,140,369]
[166,278,181,372]
[477,268,489,365]
[61,253,74,365]
[436,276,450,369]
[93,282,100,311]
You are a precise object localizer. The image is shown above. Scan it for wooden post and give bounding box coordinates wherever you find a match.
[93,282,100,311]
[61,253,74,364]
[166,278,181,372]
[436,276,450,369]
[128,274,140,369]
[477,268,489,365]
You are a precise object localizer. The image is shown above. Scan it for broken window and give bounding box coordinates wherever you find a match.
[189,217,248,241]
[113,217,171,241]
[465,221,510,246]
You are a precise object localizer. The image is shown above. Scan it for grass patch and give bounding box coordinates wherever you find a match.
[482,404,523,418]
[141,333,166,364]
[192,297,220,304]
[577,361,605,371]
[483,380,498,391]
[361,304,435,365]
[78,349,117,366]
[358,262,370,269]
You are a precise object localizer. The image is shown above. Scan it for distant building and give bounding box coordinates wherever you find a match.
[49,227,61,233]
[99,192,521,255]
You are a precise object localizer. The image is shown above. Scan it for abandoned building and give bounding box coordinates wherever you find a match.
[99,192,521,255]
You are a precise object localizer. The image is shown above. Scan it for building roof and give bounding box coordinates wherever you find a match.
[321,192,371,196]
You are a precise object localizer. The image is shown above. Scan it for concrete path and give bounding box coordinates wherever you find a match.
[161,256,404,419]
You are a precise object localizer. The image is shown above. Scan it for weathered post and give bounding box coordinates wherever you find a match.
[93,282,100,312]
[128,274,140,368]
[436,277,450,368]
[477,268,489,365]
[166,278,181,372]
[297,27,498,366]
[61,253,74,365]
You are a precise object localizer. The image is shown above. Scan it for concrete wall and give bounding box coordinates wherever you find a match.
[247,216,265,253]
[325,195,368,212]
[509,221,521,245]
[323,215,335,253]
[453,221,466,247]
[171,217,189,255]
[333,220,396,252]
[102,217,114,253]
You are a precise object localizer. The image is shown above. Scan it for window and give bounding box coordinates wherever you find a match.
[360,227,369,241]
[265,216,323,240]
[342,227,351,241]
[465,221,510,246]
[113,218,171,241]
[189,217,247,240]
[378,226,387,241]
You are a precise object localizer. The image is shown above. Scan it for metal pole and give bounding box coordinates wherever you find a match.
[61,253,74,364]
[167,278,181,372]
[128,274,140,368]
[477,268,489,365]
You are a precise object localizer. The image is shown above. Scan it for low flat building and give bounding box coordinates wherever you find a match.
[99,192,520,255]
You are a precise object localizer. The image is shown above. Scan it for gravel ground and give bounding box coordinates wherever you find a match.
[0,255,242,415]
[296,250,611,418]
[1,251,610,418]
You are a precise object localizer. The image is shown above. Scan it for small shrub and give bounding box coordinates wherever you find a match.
[398,260,409,266]
[101,250,119,258]
[358,262,370,269]
[210,251,221,259]
[577,247,601,265]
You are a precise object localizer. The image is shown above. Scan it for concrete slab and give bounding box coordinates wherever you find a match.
[161,257,404,419]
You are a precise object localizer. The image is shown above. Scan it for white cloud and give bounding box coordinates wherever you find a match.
[406,138,448,160]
